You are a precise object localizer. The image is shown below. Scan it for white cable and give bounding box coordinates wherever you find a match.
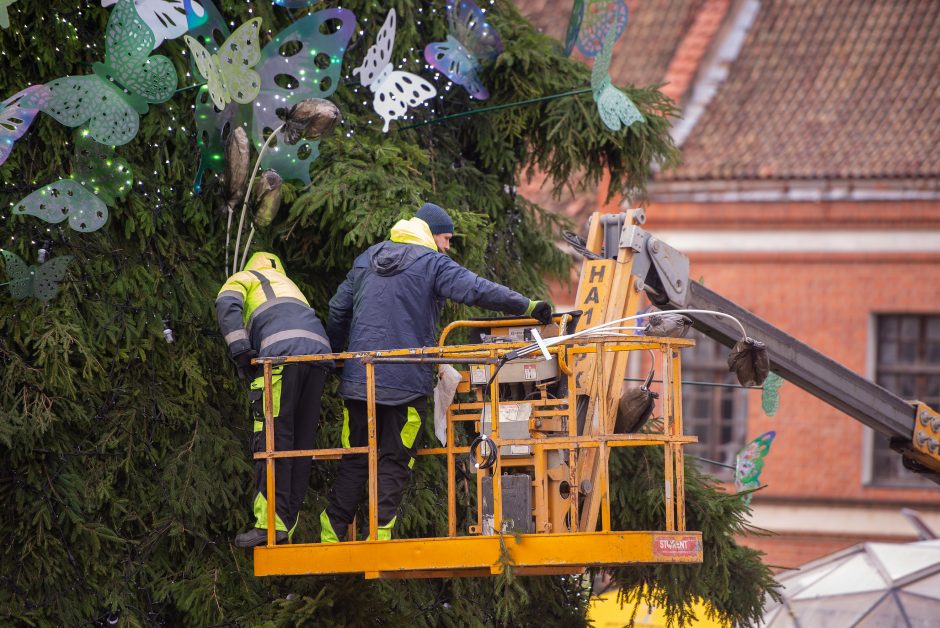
[589,309,748,341]
[511,309,748,360]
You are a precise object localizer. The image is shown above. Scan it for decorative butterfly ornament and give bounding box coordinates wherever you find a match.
[734,431,776,504]
[252,7,355,183]
[1,250,73,303]
[578,0,629,58]
[591,27,643,132]
[185,0,354,186]
[761,371,784,416]
[0,0,15,29]
[12,179,109,233]
[355,9,437,133]
[40,0,178,146]
[0,85,49,167]
[184,18,263,111]
[424,0,503,100]
[101,0,202,48]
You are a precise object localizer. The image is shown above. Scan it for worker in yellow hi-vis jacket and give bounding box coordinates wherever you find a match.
[215,251,332,547]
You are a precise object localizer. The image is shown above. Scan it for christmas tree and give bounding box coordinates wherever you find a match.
[0,1,777,625]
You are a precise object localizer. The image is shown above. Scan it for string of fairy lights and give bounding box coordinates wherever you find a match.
[0,0,595,337]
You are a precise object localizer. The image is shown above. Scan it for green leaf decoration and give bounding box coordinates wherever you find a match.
[761,371,784,417]
[72,131,133,206]
[12,179,108,232]
[40,0,177,145]
[1,250,72,302]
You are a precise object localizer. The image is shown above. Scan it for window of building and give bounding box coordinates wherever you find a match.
[682,329,748,480]
[869,314,940,486]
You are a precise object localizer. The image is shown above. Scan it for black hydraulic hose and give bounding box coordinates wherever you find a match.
[469,434,497,470]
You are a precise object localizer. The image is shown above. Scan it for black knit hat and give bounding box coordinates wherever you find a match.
[415,202,454,235]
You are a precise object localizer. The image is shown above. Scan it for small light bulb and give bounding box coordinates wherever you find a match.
[162,319,175,344]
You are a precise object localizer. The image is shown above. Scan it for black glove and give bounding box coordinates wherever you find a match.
[233,349,258,381]
[530,301,553,325]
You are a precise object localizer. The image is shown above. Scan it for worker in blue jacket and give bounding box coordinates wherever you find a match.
[320,203,552,542]
[216,251,332,547]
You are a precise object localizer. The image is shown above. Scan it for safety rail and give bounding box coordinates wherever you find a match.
[250,318,701,579]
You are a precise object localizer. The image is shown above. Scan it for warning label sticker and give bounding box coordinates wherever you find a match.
[652,535,701,559]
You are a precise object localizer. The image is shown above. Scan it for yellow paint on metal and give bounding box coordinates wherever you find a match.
[588,593,727,627]
[253,531,703,578]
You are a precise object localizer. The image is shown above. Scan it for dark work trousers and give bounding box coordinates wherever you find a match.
[250,363,327,536]
[323,398,427,539]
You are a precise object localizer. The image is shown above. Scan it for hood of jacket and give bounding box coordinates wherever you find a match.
[367,218,438,277]
[244,251,286,275]
[390,217,438,251]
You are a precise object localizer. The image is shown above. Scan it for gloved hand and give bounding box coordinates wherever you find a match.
[233,349,258,380]
[527,300,553,325]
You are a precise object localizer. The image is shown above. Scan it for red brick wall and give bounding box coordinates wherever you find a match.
[640,200,940,566]
[677,254,940,502]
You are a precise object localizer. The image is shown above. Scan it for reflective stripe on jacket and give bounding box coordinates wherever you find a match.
[216,251,332,359]
[327,218,528,404]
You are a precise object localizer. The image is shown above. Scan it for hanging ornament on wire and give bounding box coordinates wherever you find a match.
[39,0,178,146]
[734,431,776,505]
[354,9,437,133]
[424,0,503,100]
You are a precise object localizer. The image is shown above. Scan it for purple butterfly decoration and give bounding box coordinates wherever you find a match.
[577,0,628,59]
[424,0,503,100]
[0,85,50,167]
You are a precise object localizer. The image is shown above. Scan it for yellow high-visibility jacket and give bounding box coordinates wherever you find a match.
[215,252,331,359]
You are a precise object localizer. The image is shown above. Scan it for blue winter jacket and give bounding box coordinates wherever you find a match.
[328,218,530,404]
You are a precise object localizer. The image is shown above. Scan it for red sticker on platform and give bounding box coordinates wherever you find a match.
[652,535,701,558]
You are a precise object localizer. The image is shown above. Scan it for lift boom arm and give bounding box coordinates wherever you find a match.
[585,210,940,483]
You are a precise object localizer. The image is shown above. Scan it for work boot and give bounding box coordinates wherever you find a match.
[234,528,288,547]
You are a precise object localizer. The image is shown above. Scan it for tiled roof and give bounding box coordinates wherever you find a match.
[515,0,705,88]
[662,0,940,182]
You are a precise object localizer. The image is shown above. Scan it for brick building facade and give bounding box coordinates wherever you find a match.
[517,0,940,570]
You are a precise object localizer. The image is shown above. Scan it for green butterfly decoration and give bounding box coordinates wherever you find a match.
[0,0,15,30]
[40,0,178,146]
[590,26,643,132]
[1,250,73,303]
[12,179,108,232]
[72,130,133,206]
[761,371,784,417]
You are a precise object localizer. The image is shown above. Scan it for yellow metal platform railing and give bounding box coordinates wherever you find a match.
[250,318,701,579]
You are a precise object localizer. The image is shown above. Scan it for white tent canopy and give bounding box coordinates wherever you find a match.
[761,539,940,627]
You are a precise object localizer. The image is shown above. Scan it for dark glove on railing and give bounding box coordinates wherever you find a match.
[529,301,553,325]
[233,349,258,381]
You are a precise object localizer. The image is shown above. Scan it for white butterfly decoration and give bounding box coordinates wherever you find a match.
[353,9,437,133]
[184,18,263,111]
[101,0,203,49]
